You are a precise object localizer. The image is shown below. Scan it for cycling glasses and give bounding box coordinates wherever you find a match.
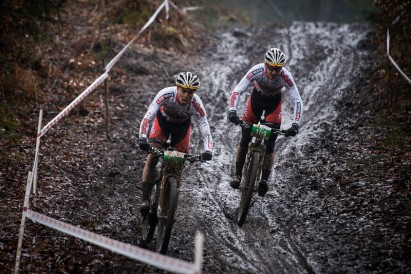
[181,87,196,94]
[266,64,283,72]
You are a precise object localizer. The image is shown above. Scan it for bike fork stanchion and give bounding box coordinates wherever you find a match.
[194,231,204,274]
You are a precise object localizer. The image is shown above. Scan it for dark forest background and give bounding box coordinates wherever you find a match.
[0,0,410,145]
[182,0,375,24]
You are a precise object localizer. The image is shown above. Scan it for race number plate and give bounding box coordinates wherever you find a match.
[251,124,271,139]
[163,150,186,165]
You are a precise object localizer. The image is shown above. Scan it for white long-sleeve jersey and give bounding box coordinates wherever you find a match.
[229,63,303,125]
[139,87,213,152]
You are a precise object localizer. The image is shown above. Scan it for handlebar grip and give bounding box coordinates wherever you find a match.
[184,154,203,163]
[238,121,250,129]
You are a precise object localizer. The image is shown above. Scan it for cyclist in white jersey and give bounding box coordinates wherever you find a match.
[138,72,213,214]
[228,48,303,197]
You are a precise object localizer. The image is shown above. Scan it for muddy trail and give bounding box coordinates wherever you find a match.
[2,22,410,274]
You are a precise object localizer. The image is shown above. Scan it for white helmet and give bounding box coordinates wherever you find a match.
[264,48,286,67]
[175,71,200,90]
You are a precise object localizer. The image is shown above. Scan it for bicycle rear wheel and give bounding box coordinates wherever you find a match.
[238,151,260,226]
[156,176,178,254]
[141,181,159,244]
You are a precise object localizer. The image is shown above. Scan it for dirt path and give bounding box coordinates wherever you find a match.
[1,22,410,274]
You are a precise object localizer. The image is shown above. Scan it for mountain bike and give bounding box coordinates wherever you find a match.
[236,111,285,226]
[141,146,207,254]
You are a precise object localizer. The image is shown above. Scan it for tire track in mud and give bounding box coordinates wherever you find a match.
[186,32,265,273]
[261,23,371,273]
[174,22,372,274]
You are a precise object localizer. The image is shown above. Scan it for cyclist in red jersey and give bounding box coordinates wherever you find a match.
[138,72,213,214]
[228,48,303,197]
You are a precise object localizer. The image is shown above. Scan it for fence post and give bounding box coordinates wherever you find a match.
[32,109,43,194]
[194,232,204,274]
[386,29,411,86]
[14,171,34,274]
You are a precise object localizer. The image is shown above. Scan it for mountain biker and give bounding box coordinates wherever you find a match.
[138,71,213,214]
[228,48,303,197]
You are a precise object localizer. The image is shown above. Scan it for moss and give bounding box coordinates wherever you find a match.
[42,164,52,172]
[165,26,178,35]
[121,5,153,27]
[194,5,251,29]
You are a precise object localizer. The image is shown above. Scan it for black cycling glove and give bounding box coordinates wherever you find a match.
[201,150,213,161]
[138,137,150,151]
[285,123,299,137]
[228,110,240,125]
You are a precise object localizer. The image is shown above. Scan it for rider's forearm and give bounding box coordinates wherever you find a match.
[198,118,213,151]
[292,94,303,125]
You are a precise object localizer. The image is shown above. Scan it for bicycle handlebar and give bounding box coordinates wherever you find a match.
[238,121,286,135]
[148,146,208,163]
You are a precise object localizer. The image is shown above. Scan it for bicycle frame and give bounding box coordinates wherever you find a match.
[236,110,284,226]
[240,117,276,190]
[156,150,185,216]
[141,147,203,253]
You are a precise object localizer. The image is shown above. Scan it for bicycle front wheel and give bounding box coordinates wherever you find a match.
[238,151,260,226]
[156,176,178,254]
[141,182,158,244]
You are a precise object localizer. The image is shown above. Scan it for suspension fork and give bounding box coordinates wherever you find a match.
[241,142,265,187]
[240,141,265,188]
[157,166,182,217]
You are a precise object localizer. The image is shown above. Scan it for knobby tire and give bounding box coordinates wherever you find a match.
[238,151,260,226]
[156,176,178,254]
[141,181,159,244]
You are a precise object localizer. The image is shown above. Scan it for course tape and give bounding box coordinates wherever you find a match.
[39,0,170,138]
[38,72,109,138]
[26,209,198,274]
[386,29,411,85]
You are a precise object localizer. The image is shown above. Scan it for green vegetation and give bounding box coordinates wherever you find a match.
[121,4,153,26]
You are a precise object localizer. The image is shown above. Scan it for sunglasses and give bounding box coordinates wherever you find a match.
[266,64,283,72]
[181,87,196,94]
